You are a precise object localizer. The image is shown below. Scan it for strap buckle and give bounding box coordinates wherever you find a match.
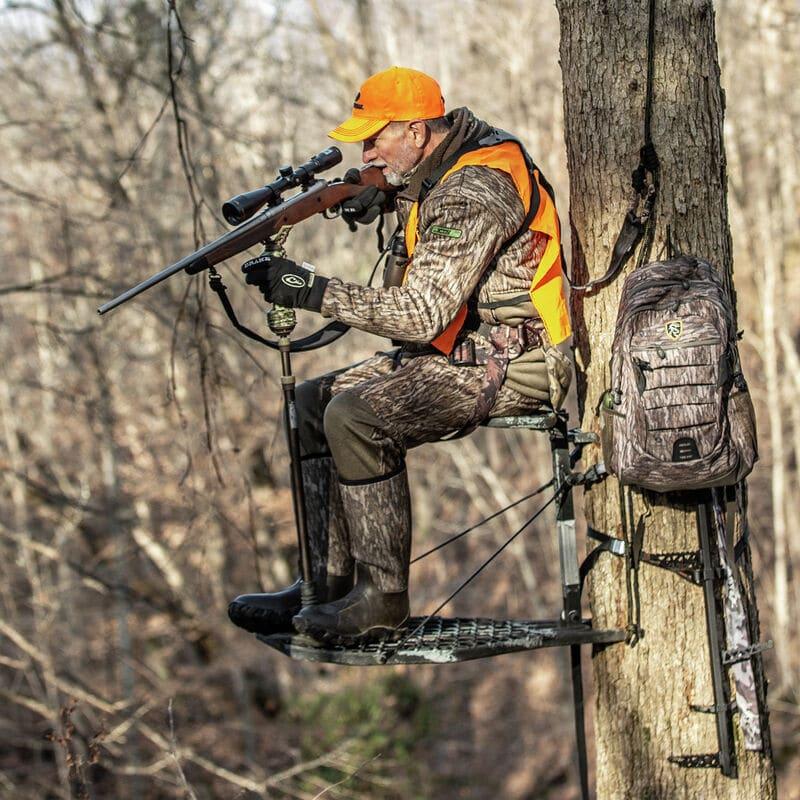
[519,319,543,352]
[449,338,477,366]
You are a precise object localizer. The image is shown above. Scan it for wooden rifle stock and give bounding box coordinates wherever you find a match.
[97,164,390,315]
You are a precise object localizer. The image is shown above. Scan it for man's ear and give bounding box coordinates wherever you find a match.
[407,119,429,149]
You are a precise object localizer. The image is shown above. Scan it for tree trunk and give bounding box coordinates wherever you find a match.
[555,1,777,797]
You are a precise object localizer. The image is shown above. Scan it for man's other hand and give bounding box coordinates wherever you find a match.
[341,185,387,231]
[241,254,328,311]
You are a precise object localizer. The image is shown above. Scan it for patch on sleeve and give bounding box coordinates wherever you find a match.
[429,224,462,239]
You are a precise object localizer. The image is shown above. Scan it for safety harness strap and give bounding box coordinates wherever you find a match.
[567,142,659,293]
[568,0,660,294]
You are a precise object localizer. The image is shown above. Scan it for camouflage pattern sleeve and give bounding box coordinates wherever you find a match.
[320,167,525,342]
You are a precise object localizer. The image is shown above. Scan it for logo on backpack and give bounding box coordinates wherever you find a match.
[599,256,758,492]
[665,320,683,340]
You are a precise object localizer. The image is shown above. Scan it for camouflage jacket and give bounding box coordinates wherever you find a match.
[320,162,547,343]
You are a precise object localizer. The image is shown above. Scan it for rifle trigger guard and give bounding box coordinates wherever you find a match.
[323,205,342,219]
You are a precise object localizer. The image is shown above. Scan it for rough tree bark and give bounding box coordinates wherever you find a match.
[555,1,777,797]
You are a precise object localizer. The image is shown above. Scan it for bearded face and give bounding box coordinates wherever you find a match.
[361,121,429,186]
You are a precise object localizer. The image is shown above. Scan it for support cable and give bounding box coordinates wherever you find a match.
[410,479,554,564]
[389,484,571,657]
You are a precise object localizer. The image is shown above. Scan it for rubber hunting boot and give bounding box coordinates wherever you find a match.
[228,456,353,634]
[293,469,411,642]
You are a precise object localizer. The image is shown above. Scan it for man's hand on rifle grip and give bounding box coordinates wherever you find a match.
[341,185,388,232]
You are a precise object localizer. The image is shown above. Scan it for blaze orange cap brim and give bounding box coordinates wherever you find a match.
[328,66,445,143]
[328,116,389,143]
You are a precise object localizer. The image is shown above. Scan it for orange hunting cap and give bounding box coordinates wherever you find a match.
[328,67,445,143]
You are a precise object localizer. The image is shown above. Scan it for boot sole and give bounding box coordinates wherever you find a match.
[228,600,298,635]
[292,614,410,646]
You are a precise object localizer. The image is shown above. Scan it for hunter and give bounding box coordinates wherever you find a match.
[228,66,572,642]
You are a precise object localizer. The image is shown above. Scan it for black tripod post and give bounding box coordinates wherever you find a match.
[267,304,318,608]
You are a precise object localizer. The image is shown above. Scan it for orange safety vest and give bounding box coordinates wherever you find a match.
[403,140,572,354]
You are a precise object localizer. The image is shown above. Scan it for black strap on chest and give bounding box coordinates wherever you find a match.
[415,129,548,264]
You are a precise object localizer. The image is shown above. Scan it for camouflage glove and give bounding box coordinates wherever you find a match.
[341,185,387,232]
[241,254,328,311]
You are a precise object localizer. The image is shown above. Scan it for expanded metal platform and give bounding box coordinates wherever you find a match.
[257,616,626,666]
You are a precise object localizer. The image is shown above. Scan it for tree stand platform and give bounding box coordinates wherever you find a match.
[258,616,626,666]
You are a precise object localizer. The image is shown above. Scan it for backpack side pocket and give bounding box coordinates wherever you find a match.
[599,390,625,473]
[728,380,758,482]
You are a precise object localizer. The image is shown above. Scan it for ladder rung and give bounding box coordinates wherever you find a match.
[668,753,720,769]
[689,702,735,715]
[723,640,773,665]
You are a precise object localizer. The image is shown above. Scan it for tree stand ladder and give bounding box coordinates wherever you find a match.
[666,492,772,775]
[583,488,773,778]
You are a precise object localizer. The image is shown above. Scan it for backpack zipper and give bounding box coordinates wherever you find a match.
[631,337,721,354]
[627,277,711,295]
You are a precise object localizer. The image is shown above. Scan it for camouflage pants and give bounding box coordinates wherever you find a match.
[296,349,543,586]
[298,348,544,478]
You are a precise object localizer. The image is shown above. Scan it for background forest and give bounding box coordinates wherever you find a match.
[0,1,798,798]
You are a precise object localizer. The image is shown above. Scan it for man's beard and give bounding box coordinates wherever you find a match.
[384,170,406,187]
[384,159,421,188]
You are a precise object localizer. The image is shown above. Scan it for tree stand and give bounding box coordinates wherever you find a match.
[258,406,625,800]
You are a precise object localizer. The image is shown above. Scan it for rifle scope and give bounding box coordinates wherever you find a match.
[222,147,343,226]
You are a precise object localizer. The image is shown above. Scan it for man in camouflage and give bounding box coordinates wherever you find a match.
[228,67,572,642]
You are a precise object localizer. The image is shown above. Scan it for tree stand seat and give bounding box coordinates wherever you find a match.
[484,411,561,430]
[484,410,599,448]
[257,616,626,666]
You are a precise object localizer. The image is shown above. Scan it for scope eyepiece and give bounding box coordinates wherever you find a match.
[221,147,345,226]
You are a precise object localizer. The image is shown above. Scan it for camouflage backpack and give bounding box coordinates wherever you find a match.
[599,255,758,492]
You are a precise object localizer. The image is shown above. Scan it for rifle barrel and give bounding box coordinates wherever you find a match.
[97,253,202,315]
[97,180,329,315]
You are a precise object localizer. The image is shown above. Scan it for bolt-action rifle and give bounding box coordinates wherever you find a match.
[96,146,390,321]
[98,148,393,604]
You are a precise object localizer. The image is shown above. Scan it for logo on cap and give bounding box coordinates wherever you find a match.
[353,92,363,110]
